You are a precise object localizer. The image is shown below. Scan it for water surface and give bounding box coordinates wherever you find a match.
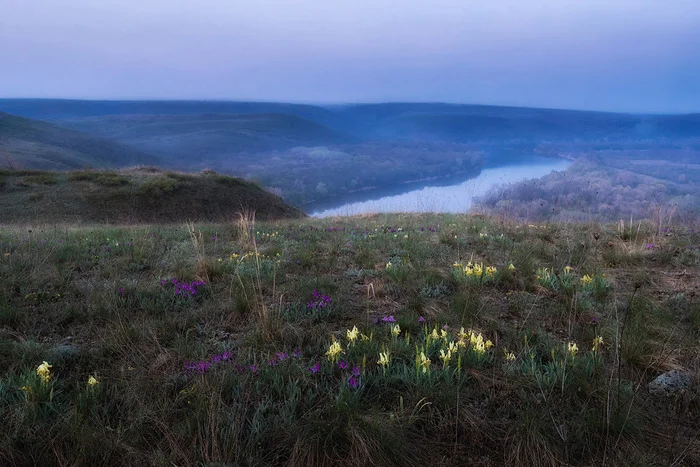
[312,158,570,217]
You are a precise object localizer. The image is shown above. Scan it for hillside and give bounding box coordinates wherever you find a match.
[5,99,700,145]
[0,168,304,224]
[333,103,700,145]
[0,111,158,170]
[0,98,345,129]
[0,213,698,465]
[58,113,354,163]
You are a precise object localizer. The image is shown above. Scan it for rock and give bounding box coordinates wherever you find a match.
[647,369,692,397]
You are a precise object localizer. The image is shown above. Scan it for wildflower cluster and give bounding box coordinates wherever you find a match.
[255,230,280,241]
[457,327,493,354]
[307,290,332,310]
[536,267,556,288]
[453,261,497,284]
[37,361,52,383]
[184,351,233,373]
[161,278,206,297]
[325,337,343,363]
[347,325,359,344]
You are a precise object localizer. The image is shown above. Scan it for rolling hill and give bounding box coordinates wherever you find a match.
[57,113,355,163]
[0,111,158,170]
[0,168,305,223]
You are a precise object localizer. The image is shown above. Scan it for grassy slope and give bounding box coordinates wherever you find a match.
[0,213,698,465]
[0,168,305,224]
[0,112,157,170]
[0,99,346,129]
[59,113,354,159]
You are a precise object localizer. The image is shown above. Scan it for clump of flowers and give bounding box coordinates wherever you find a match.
[567,342,579,357]
[536,267,556,288]
[458,327,493,354]
[418,350,431,374]
[161,278,206,297]
[580,274,593,286]
[453,261,497,284]
[347,325,359,344]
[37,361,52,383]
[377,349,390,373]
[592,336,604,352]
[390,323,401,338]
[308,290,332,310]
[184,351,233,374]
[439,348,452,368]
[325,337,343,363]
[381,315,396,323]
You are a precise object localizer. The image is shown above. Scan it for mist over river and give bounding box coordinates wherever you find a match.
[312,158,571,217]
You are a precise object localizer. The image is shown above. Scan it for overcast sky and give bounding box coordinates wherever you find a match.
[1,0,699,112]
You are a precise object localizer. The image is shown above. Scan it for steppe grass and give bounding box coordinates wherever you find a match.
[0,214,698,465]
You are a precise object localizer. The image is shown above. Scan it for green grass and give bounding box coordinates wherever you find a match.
[0,213,698,465]
[0,168,305,224]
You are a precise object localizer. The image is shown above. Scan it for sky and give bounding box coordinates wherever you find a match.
[1,0,699,113]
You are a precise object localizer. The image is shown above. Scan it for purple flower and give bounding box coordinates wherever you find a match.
[348,376,360,389]
[293,348,301,358]
[382,315,396,323]
[249,364,258,374]
[646,243,656,250]
[308,290,333,309]
[117,287,126,296]
[309,362,321,374]
[418,316,426,323]
[277,352,288,361]
[338,361,349,370]
[351,365,361,377]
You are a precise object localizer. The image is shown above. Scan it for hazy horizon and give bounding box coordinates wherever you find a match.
[2,0,699,114]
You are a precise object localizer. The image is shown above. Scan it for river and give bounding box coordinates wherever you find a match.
[312,158,571,217]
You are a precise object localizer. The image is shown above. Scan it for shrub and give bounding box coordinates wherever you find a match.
[136,175,179,197]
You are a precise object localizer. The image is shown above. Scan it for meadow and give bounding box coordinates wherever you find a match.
[1,212,699,465]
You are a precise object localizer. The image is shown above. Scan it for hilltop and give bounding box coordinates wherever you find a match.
[0,213,698,465]
[0,168,304,224]
[0,111,157,170]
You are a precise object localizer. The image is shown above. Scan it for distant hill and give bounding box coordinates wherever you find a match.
[332,103,700,142]
[0,111,158,170]
[3,99,700,144]
[57,113,354,163]
[0,168,305,224]
[0,98,346,129]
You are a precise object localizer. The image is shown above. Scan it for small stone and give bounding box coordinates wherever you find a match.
[647,369,692,397]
